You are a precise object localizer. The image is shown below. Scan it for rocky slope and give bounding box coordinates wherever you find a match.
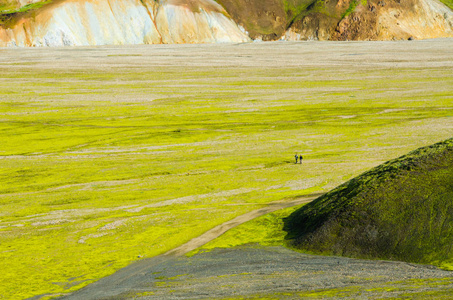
[1,0,453,45]
[219,0,453,40]
[0,0,250,46]
[284,138,453,269]
[2,0,453,46]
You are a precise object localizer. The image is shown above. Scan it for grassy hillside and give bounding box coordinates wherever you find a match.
[441,0,453,10]
[285,138,453,269]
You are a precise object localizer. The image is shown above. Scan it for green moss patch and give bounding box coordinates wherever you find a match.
[285,138,453,269]
[439,0,453,10]
[0,47,452,299]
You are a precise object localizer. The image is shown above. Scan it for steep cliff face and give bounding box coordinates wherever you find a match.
[0,0,250,46]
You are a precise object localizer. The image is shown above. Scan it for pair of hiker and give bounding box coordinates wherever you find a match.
[295,154,303,164]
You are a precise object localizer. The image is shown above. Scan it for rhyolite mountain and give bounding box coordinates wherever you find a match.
[284,138,453,270]
[0,0,250,46]
[1,0,453,45]
[219,0,453,40]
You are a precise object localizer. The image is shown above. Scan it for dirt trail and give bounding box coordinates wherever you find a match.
[164,195,321,256]
[60,194,321,300]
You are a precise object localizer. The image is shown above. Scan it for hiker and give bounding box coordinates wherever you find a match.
[295,154,298,164]
[299,155,303,164]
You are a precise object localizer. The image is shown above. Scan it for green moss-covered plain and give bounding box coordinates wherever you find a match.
[190,205,301,255]
[0,42,452,299]
[285,138,453,269]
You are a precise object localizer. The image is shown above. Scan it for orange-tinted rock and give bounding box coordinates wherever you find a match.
[218,0,453,41]
[0,0,250,46]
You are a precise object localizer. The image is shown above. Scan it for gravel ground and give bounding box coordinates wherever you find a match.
[64,246,453,299]
[2,39,453,70]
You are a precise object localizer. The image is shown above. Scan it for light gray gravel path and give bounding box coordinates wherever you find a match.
[59,195,320,300]
[59,193,453,300]
[107,246,453,299]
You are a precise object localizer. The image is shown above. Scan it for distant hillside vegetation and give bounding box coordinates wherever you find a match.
[284,138,453,270]
[217,0,453,40]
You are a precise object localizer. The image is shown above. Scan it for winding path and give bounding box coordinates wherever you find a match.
[60,194,322,300]
[164,195,321,256]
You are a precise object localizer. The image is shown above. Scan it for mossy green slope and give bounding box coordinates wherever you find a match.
[0,0,52,27]
[285,138,453,269]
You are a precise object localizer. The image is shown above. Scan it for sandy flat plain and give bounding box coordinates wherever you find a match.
[1,39,453,69]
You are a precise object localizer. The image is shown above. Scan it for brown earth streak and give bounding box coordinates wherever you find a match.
[215,0,288,40]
